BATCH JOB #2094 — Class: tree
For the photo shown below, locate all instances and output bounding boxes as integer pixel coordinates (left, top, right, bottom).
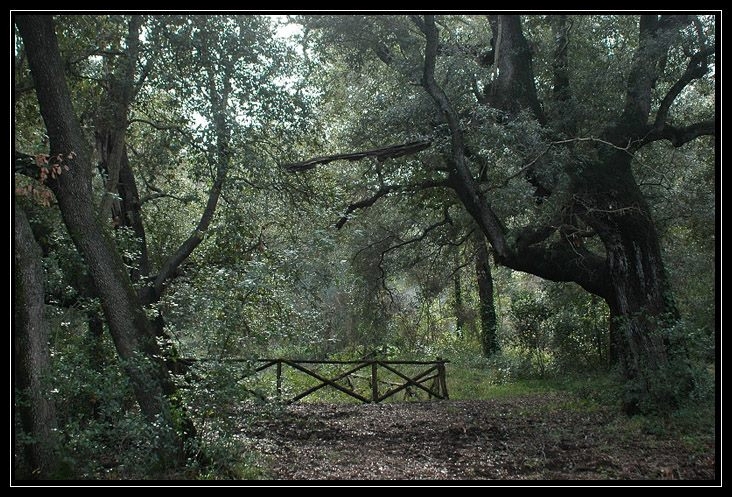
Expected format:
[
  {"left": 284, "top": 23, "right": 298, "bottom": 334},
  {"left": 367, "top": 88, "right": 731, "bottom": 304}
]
[
  {"left": 291, "top": 14, "right": 715, "bottom": 412},
  {"left": 15, "top": 14, "right": 188, "bottom": 466},
  {"left": 474, "top": 231, "right": 499, "bottom": 357},
  {"left": 14, "top": 206, "right": 59, "bottom": 479}
]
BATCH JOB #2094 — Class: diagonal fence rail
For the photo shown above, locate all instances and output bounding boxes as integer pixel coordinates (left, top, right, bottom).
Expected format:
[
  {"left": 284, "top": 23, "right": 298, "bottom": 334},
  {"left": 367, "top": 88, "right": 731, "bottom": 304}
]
[{"left": 248, "top": 358, "right": 449, "bottom": 404}]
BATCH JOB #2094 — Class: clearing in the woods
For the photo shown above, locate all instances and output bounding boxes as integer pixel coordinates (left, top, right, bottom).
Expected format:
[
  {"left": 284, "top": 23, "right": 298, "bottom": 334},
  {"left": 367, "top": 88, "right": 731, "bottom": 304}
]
[{"left": 236, "top": 393, "right": 716, "bottom": 481}]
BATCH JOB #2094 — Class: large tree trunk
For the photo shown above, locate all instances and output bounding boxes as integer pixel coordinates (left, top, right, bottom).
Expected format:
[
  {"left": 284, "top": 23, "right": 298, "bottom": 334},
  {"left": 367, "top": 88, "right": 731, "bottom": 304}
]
[
  {"left": 14, "top": 207, "right": 59, "bottom": 479},
  {"left": 474, "top": 232, "right": 499, "bottom": 357},
  {"left": 16, "top": 15, "right": 189, "bottom": 466},
  {"left": 485, "top": 15, "right": 545, "bottom": 123},
  {"left": 578, "top": 151, "right": 684, "bottom": 411}
]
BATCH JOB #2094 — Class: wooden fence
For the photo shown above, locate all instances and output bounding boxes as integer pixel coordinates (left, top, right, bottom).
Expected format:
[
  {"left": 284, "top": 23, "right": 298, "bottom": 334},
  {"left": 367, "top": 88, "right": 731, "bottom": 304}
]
[{"left": 247, "top": 358, "right": 449, "bottom": 404}]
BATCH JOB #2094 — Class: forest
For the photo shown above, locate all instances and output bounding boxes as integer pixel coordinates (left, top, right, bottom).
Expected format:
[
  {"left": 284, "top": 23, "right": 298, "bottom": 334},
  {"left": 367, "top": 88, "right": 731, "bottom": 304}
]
[{"left": 12, "top": 14, "right": 716, "bottom": 481}]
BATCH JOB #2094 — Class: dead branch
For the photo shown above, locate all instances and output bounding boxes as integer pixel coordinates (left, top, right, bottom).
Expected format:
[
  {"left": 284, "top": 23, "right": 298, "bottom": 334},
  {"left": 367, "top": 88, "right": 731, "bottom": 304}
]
[{"left": 282, "top": 140, "right": 432, "bottom": 172}]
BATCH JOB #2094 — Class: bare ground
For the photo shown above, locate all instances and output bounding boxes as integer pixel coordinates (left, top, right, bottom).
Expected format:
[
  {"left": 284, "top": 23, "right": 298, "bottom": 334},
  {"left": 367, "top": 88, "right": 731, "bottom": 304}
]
[{"left": 237, "top": 393, "right": 716, "bottom": 481}]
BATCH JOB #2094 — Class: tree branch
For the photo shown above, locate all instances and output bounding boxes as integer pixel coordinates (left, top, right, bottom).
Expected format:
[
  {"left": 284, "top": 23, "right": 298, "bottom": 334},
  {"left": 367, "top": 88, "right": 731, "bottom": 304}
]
[
  {"left": 335, "top": 179, "right": 448, "bottom": 229},
  {"left": 622, "top": 15, "right": 694, "bottom": 129},
  {"left": 281, "top": 140, "right": 432, "bottom": 172},
  {"left": 146, "top": 49, "right": 233, "bottom": 303},
  {"left": 139, "top": 191, "right": 197, "bottom": 205},
  {"left": 380, "top": 206, "right": 453, "bottom": 256},
  {"left": 336, "top": 186, "right": 394, "bottom": 229},
  {"left": 373, "top": 207, "right": 454, "bottom": 291},
  {"left": 654, "top": 45, "right": 714, "bottom": 130},
  {"left": 419, "top": 15, "right": 510, "bottom": 258},
  {"left": 641, "top": 119, "right": 715, "bottom": 147},
  {"left": 506, "top": 241, "right": 610, "bottom": 299}
]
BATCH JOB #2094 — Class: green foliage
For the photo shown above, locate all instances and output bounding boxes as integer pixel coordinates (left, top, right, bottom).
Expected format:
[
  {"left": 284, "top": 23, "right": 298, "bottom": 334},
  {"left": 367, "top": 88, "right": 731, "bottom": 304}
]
[
  {"left": 177, "top": 361, "right": 273, "bottom": 478},
  {"left": 622, "top": 319, "right": 714, "bottom": 416},
  {"left": 506, "top": 290, "right": 553, "bottom": 377},
  {"left": 47, "top": 315, "right": 161, "bottom": 478},
  {"left": 14, "top": 14, "right": 715, "bottom": 479},
  {"left": 549, "top": 291, "right": 610, "bottom": 372}
]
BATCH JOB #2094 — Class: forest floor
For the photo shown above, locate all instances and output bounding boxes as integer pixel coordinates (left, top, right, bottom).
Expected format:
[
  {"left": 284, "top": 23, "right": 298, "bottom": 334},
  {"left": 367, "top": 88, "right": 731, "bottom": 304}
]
[{"left": 236, "top": 392, "right": 716, "bottom": 481}]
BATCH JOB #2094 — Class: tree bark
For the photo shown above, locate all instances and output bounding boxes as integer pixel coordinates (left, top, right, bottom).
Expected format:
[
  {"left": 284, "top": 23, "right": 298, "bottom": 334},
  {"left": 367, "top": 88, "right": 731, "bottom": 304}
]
[
  {"left": 453, "top": 267, "right": 465, "bottom": 335},
  {"left": 14, "top": 207, "right": 59, "bottom": 479},
  {"left": 474, "top": 232, "right": 499, "bottom": 357},
  {"left": 97, "top": 15, "right": 143, "bottom": 216},
  {"left": 116, "top": 145, "right": 151, "bottom": 281},
  {"left": 485, "top": 15, "right": 545, "bottom": 124},
  {"left": 575, "top": 151, "right": 683, "bottom": 411},
  {"left": 16, "top": 14, "right": 188, "bottom": 465}
]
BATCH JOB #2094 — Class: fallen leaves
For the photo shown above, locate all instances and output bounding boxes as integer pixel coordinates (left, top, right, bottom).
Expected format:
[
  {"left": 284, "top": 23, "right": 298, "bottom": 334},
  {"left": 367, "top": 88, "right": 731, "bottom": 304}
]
[{"left": 234, "top": 393, "right": 715, "bottom": 481}]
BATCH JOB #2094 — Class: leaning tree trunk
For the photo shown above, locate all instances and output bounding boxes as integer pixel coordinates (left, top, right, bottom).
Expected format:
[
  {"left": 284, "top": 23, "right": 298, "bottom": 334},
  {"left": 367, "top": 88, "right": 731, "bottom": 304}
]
[
  {"left": 474, "top": 232, "right": 499, "bottom": 357},
  {"left": 16, "top": 15, "right": 190, "bottom": 466},
  {"left": 14, "top": 207, "right": 59, "bottom": 479}
]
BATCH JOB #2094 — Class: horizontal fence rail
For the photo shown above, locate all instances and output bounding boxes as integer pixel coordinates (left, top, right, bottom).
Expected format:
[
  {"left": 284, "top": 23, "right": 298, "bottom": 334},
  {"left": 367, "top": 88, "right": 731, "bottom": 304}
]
[{"left": 189, "top": 357, "right": 449, "bottom": 404}]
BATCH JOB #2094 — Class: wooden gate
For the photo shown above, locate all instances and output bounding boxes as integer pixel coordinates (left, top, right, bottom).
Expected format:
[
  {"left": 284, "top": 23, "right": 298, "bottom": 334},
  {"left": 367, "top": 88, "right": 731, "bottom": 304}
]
[{"left": 250, "top": 358, "right": 449, "bottom": 404}]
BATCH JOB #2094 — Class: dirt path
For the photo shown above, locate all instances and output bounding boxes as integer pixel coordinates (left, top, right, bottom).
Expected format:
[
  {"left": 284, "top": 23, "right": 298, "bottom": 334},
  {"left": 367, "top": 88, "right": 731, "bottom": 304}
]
[{"left": 237, "top": 393, "right": 715, "bottom": 481}]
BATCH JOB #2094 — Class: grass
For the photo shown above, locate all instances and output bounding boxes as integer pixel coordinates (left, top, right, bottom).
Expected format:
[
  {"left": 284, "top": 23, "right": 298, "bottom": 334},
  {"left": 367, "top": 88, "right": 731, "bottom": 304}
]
[{"left": 446, "top": 361, "right": 620, "bottom": 403}]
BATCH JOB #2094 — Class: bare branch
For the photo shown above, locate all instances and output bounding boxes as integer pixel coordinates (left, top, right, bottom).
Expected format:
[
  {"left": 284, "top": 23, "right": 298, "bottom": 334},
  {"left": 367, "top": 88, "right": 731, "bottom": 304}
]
[
  {"left": 380, "top": 206, "right": 453, "bottom": 256},
  {"left": 139, "top": 191, "right": 197, "bottom": 205},
  {"left": 446, "top": 227, "right": 476, "bottom": 248},
  {"left": 374, "top": 206, "right": 454, "bottom": 296},
  {"left": 494, "top": 136, "right": 634, "bottom": 191},
  {"left": 146, "top": 52, "right": 233, "bottom": 302},
  {"left": 336, "top": 186, "right": 394, "bottom": 229},
  {"left": 281, "top": 140, "right": 432, "bottom": 172},
  {"left": 336, "top": 179, "right": 448, "bottom": 229}
]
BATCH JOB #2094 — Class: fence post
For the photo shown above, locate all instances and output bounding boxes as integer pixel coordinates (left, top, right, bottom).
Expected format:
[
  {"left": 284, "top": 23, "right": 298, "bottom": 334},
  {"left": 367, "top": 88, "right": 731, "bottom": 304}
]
[
  {"left": 371, "top": 361, "right": 378, "bottom": 402},
  {"left": 276, "top": 359, "right": 282, "bottom": 400},
  {"left": 437, "top": 358, "right": 448, "bottom": 399}
]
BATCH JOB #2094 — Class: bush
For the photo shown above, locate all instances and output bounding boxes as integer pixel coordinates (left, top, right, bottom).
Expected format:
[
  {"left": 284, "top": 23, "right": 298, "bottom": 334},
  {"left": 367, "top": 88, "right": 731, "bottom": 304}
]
[
  {"left": 506, "top": 291, "right": 553, "bottom": 377},
  {"left": 622, "top": 319, "right": 714, "bottom": 416}
]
